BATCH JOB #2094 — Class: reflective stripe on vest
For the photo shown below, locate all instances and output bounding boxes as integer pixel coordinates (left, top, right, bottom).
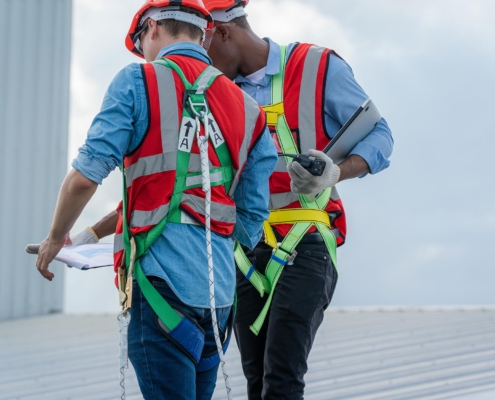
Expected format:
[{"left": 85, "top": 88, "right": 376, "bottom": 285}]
[
  {"left": 298, "top": 46, "right": 325, "bottom": 152},
  {"left": 114, "top": 233, "right": 124, "bottom": 253},
  {"left": 130, "top": 203, "right": 170, "bottom": 228},
  {"left": 154, "top": 63, "right": 180, "bottom": 157},
  {"left": 185, "top": 171, "right": 223, "bottom": 188},
  {"left": 125, "top": 152, "right": 176, "bottom": 187},
  {"left": 125, "top": 152, "right": 216, "bottom": 188},
  {"left": 273, "top": 156, "right": 287, "bottom": 173},
  {"left": 181, "top": 193, "right": 236, "bottom": 224},
  {"left": 331, "top": 187, "right": 341, "bottom": 201},
  {"left": 269, "top": 192, "right": 299, "bottom": 210},
  {"left": 188, "top": 153, "right": 214, "bottom": 172},
  {"left": 269, "top": 185, "right": 341, "bottom": 210}
]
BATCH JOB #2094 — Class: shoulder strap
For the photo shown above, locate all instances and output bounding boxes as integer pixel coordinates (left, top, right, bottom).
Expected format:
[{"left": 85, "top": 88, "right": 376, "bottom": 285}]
[
  {"left": 155, "top": 58, "right": 234, "bottom": 185},
  {"left": 271, "top": 45, "right": 286, "bottom": 105},
  {"left": 271, "top": 48, "right": 298, "bottom": 158},
  {"left": 266, "top": 46, "right": 331, "bottom": 209}
]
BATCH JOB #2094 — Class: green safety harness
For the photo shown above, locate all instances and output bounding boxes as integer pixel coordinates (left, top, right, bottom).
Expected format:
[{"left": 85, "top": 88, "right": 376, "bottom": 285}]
[
  {"left": 118, "top": 59, "right": 235, "bottom": 374},
  {"left": 233, "top": 45, "right": 338, "bottom": 335}
]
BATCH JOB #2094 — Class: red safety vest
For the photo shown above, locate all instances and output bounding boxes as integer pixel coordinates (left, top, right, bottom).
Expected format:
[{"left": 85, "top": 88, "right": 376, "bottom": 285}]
[
  {"left": 113, "top": 55, "right": 267, "bottom": 273},
  {"left": 268, "top": 43, "right": 347, "bottom": 245}
]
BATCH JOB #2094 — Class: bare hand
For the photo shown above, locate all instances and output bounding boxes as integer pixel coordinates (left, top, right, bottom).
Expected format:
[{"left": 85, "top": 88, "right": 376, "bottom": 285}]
[{"left": 35, "top": 235, "right": 69, "bottom": 280}]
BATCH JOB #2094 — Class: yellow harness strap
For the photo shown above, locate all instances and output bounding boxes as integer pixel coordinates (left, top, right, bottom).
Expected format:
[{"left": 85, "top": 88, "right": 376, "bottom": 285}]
[
  {"left": 263, "top": 209, "right": 331, "bottom": 249},
  {"left": 268, "top": 209, "right": 331, "bottom": 226},
  {"left": 263, "top": 220, "right": 278, "bottom": 249},
  {"left": 262, "top": 102, "right": 285, "bottom": 126}
]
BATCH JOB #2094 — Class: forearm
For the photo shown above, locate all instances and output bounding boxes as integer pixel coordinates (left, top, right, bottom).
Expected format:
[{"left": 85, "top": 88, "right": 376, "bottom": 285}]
[
  {"left": 91, "top": 210, "right": 119, "bottom": 239},
  {"left": 233, "top": 128, "right": 277, "bottom": 248},
  {"left": 50, "top": 169, "right": 98, "bottom": 241},
  {"left": 338, "top": 154, "right": 370, "bottom": 182}
]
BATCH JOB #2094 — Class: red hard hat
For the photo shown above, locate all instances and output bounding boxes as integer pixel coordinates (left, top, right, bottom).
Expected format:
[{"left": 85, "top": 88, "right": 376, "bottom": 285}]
[
  {"left": 126, "top": 0, "right": 214, "bottom": 58},
  {"left": 202, "top": 0, "right": 249, "bottom": 12}
]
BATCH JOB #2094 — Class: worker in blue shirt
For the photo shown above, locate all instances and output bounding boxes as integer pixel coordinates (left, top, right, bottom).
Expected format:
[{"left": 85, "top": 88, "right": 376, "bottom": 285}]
[
  {"left": 202, "top": 1, "right": 394, "bottom": 399},
  {"left": 34, "top": 1, "right": 277, "bottom": 399}
]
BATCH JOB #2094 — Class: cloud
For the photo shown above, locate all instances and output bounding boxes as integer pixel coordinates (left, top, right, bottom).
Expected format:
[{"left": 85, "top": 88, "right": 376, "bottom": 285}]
[
  {"left": 248, "top": 0, "right": 355, "bottom": 61},
  {"left": 68, "top": 62, "right": 101, "bottom": 161}
]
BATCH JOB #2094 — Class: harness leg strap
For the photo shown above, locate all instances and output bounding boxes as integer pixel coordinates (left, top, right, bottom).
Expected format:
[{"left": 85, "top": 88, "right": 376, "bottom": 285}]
[{"left": 250, "top": 222, "right": 312, "bottom": 335}]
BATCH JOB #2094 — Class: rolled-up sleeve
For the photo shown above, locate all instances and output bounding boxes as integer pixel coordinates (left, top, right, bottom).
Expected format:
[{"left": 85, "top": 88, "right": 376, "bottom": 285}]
[
  {"left": 72, "top": 63, "right": 145, "bottom": 184},
  {"left": 233, "top": 127, "right": 278, "bottom": 249},
  {"left": 325, "top": 55, "right": 393, "bottom": 175}
]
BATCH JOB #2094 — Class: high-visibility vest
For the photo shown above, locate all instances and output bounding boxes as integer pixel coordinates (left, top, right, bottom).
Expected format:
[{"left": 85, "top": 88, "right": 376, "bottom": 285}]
[
  {"left": 234, "top": 44, "right": 341, "bottom": 335},
  {"left": 113, "top": 54, "right": 266, "bottom": 272},
  {"left": 266, "top": 43, "right": 347, "bottom": 246}
]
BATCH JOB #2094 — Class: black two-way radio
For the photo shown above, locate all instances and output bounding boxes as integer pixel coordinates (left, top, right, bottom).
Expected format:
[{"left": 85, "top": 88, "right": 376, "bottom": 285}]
[{"left": 279, "top": 153, "right": 326, "bottom": 176}]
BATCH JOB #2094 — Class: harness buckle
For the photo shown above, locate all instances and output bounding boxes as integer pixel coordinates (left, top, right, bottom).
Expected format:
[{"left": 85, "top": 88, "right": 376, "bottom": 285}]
[
  {"left": 287, "top": 250, "right": 298, "bottom": 265},
  {"left": 184, "top": 90, "right": 207, "bottom": 119},
  {"left": 273, "top": 243, "right": 298, "bottom": 266}
]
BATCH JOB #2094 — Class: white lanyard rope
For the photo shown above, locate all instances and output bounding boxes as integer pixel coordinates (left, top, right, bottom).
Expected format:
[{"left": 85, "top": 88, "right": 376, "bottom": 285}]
[{"left": 196, "top": 108, "right": 233, "bottom": 400}]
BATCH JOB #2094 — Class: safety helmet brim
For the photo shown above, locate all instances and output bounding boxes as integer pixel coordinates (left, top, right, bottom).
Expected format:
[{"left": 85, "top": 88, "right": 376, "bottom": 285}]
[{"left": 126, "top": 0, "right": 214, "bottom": 58}]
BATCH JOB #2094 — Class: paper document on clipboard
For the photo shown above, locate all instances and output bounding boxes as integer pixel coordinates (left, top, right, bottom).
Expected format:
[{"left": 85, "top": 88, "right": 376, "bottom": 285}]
[{"left": 54, "top": 243, "right": 113, "bottom": 270}]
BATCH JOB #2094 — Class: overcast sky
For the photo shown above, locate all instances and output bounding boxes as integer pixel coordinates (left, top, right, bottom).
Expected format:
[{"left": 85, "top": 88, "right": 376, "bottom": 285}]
[{"left": 65, "top": 0, "right": 495, "bottom": 313}]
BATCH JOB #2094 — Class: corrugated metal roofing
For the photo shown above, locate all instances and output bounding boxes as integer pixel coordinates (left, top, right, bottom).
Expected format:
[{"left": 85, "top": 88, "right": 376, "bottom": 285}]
[
  {"left": 0, "top": 308, "right": 494, "bottom": 399},
  {"left": 0, "top": 0, "right": 72, "bottom": 320}
]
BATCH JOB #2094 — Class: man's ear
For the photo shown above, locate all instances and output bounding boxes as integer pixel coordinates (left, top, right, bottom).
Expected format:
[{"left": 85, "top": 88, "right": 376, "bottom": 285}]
[
  {"left": 149, "top": 19, "right": 160, "bottom": 40},
  {"left": 216, "top": 25, "right": 231, "bottom": 42}
]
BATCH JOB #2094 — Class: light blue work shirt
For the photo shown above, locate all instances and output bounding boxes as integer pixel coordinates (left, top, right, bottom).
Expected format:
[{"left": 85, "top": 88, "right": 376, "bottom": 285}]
[
  {"left": 235, "top": 39, "right": 393, "bottom": 174},
  {"left": 73, "top": 42, "right": 277, "bottom": 308}
]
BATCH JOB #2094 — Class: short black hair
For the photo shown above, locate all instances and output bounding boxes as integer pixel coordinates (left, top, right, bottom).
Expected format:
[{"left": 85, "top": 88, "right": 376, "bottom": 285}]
[
  {"left": 159, "top": 6, "right": 205, "bottom": 41},
  {"left": 231, "top": 15, "right": 250, "bottom": 29}
]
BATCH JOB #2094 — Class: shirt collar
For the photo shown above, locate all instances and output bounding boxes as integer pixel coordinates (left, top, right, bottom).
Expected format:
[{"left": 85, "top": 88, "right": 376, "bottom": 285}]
[
  {"left": 265, "top": 38, "right": 281, "bottom": 76},
  {"left": 156, "top": 42, "right": 212, "bottom": 65},
  {"left": 234, "top": 38, "right": 281, "bottom": 85}
]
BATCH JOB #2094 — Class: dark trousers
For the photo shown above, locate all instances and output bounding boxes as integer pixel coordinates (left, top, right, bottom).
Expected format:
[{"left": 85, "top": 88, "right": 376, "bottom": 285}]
[{"left": 235, "top": 240, "right": 338, "bottom": 400}]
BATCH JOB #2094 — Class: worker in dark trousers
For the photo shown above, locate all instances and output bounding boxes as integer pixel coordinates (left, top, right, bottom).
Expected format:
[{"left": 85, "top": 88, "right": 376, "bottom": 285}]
[{"left": 202, "top": 1, "right": 394, "bottom": 399}]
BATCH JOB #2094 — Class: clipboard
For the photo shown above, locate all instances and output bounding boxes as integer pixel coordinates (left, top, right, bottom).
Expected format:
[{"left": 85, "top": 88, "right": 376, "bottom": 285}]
[{"left": 323, "top": 99, "right": 381, "bottom": 164}]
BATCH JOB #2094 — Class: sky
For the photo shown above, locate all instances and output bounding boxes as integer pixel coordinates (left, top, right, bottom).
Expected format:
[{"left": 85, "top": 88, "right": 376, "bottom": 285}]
[{"left": 65, "top": 0, "right": 495, "bottom": 313}]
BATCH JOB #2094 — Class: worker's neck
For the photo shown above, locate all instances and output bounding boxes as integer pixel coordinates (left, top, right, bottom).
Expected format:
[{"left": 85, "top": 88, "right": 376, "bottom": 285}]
[
  {"left": 156, "top": 34, "right": 201, "bottom": 55},
  {"left": 238, "top": 30, "right": 269, "bottom": 77}
]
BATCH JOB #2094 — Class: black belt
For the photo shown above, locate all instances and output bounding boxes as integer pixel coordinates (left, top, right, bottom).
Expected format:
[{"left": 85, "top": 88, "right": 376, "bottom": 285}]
[{"left": 272, "top": 230, "right": 325, "bottom": 244}]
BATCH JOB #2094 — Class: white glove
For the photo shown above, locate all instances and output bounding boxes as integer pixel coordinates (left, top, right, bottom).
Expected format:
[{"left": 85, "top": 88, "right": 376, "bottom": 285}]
[
  {"left": 287, "top": 149, "right": 340, "bottom": 195},
  {"left": 25, "top": 227, "right": 99, "bottom": 266},
  {"left": 70, "top": 227, "right": 99, "bottom": 245}
]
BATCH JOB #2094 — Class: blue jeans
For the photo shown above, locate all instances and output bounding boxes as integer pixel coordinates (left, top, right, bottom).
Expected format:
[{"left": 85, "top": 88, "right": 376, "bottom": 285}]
[{"left": 128, "top": 278, "right": 232, "bottom": 400}]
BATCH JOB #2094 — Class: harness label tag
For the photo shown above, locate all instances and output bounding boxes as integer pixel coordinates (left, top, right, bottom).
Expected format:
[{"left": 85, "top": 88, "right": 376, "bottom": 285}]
[
  {"left": 207, "top": 114, "right": 225, "bottom": 149},
  {"left": 179, "top": 117, "right": 196, "bottom": 153}
]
